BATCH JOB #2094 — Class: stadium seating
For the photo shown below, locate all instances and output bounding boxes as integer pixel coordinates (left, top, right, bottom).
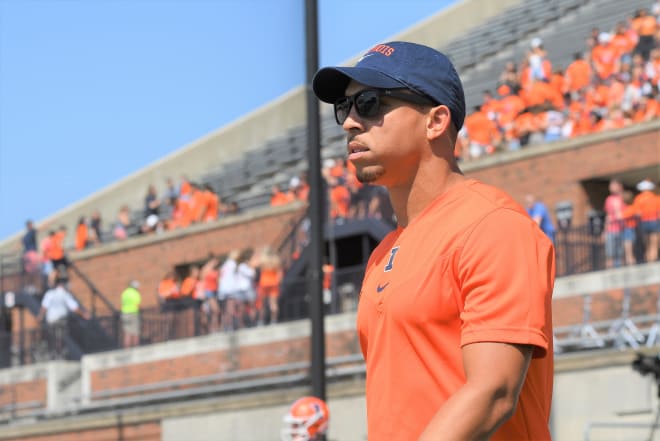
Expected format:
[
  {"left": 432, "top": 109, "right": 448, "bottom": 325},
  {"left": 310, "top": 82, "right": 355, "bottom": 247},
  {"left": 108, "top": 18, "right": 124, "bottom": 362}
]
[{"left": 185, "top": 0, "right": 648, "bottom": 216}]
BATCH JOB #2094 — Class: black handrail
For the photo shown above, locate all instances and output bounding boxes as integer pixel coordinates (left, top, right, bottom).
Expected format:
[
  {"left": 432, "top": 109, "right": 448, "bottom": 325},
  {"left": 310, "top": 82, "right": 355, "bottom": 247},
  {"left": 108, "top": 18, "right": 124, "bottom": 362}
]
[{"left": 68, "top": 262, "right": 117, "bottom": 316}]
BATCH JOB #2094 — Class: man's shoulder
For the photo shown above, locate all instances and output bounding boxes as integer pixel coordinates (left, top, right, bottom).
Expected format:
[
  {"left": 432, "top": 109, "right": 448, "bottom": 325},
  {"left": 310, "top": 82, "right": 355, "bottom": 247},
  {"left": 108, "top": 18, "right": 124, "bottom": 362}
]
[{"left": 459, "top": 180, "right": 527, "bottom": 216}]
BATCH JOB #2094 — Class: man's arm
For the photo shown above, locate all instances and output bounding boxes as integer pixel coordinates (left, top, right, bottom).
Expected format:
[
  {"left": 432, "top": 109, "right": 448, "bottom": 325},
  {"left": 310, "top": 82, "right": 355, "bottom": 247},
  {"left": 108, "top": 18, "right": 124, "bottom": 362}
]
[{"left": 417, "top": 342, "right": 533, "bottom": 441}]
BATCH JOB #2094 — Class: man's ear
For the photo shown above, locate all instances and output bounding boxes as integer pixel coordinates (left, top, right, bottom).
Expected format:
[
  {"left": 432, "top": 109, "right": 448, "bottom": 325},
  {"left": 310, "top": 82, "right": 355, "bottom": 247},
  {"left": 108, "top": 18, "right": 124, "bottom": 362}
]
[{"left": 426, "top": 105, "right": 452, "bottom": 141}]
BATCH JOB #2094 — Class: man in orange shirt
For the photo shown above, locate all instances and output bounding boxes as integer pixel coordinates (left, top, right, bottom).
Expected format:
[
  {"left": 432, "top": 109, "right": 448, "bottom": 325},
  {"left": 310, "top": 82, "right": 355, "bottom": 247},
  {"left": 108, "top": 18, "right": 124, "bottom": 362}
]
[
  {"left": 633, "top": 179, "right": 659, "bottom": 263},
  {"left": 564, "top": 52, "right": 592, "bottom": 97},
  {"left": 314, "top": 41, "right": 554, "bottom": 441},
  {"left": 591, "top": 32, "right": 620, "bottom": 81},
  {"left": 461, "top": 105, "right": 500, "bottom": 159}
]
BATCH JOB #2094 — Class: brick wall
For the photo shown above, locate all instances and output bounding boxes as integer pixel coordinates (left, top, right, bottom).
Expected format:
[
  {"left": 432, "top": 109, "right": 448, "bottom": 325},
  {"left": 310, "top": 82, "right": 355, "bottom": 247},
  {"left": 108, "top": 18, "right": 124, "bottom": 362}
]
[
  {"left": 0, "top": 379, "right": 46, "bottom": 413},
  {"left": 464, "top": 125, "right": 659, "bottom": 226},
  {"left": 67, "top": 205, "right": 305, "bottom": 314},
  {"left": 90, "top": 329, "right": 359, "bottom": 396}
]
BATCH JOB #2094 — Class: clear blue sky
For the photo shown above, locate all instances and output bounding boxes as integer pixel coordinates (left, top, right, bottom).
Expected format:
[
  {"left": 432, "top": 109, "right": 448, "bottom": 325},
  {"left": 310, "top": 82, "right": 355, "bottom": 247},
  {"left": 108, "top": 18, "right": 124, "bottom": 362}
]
[{"left": 0, "top": 0, "right": 456, "bottom": 241}]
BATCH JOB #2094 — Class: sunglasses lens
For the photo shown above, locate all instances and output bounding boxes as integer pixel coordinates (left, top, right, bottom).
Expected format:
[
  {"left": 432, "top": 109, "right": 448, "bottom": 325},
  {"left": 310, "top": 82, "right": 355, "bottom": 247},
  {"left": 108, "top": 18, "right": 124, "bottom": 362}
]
[
  {"left": 354, "top": 91, "right": 380, "bottom": 118},
  {"left": 334, "top": 97, "right": 351, "bottom": 124}
]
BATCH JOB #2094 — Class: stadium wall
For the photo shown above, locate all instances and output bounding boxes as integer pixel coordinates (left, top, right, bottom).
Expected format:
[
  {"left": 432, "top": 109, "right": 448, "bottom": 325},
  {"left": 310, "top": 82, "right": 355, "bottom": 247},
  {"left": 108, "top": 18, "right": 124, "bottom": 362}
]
[
  {"left": 9, "top": 203, "right": 306, "bottom": 333},
  {"left": 3, "top": 263, "right": 660, "bottom": 440},
  {"left": 463, "top": 120, "right": 660, "bottom": 227},
  {"left": 0, "top": 0, "right": 523, "bottom": 254}
]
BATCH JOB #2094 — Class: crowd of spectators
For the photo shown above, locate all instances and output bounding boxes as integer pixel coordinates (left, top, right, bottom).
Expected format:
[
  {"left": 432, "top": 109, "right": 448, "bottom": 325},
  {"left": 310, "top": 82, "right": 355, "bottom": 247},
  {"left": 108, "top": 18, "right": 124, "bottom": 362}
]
[
  {"left": 457, "top": 5, "right": 660, "bottom": 160},
  {"left": 603, "top": 178, "right": 660, "bottom": 267},
  {"left": 156, "top": 247, "right": 284, "bottom": 333}
]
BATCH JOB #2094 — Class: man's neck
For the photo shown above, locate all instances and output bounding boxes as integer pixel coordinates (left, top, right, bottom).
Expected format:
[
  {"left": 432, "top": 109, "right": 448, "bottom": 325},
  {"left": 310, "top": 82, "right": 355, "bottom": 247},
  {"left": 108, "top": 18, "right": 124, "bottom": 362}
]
[{"left": 389, "top": 166, "right": 465, "bottom": 228}]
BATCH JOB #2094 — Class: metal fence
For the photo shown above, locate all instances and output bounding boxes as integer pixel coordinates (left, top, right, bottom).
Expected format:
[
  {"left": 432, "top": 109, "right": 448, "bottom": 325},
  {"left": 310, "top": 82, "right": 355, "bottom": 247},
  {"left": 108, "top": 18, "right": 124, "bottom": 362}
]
[{"left": 1, "top": 215, "right": 658, "bottom": 367}]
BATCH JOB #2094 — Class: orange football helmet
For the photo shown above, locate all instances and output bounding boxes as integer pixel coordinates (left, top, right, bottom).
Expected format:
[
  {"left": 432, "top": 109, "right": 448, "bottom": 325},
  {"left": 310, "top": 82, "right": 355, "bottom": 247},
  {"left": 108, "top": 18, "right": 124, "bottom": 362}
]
[{"left": 281, "top": 396, "right": 329, "bottom": 441}]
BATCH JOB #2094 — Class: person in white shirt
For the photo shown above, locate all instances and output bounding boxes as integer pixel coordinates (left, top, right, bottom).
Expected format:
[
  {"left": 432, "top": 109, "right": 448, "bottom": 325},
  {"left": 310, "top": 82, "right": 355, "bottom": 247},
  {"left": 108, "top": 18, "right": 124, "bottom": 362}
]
[
  {"left": 218, "top": 249, "right": 240, "bottom": 331},
  {"left": 235, "top": 248, "right": 260, "bottom": 328},
  {"left": 36, "top": 268, "right": 89, "bottom": 358}
]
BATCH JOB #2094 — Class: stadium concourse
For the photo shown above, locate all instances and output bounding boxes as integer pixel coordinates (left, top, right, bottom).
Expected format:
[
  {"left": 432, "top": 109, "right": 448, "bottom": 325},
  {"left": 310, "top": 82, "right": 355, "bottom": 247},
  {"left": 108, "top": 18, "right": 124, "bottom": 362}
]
[{"left": 0, "top": 0, "right": 659, "bottom": 440}]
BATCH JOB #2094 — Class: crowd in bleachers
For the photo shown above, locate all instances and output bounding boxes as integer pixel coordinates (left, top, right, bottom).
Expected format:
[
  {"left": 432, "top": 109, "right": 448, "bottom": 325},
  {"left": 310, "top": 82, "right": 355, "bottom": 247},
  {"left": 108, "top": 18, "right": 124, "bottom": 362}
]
[{"left": 457, "top": 5, "right": 660, "bottom": 160}]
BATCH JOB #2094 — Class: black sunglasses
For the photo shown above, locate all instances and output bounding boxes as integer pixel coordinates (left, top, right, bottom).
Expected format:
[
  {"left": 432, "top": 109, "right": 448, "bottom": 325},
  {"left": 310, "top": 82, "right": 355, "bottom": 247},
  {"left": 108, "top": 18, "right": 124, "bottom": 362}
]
[{"left": 334, "top": 88, "right": 437, "bottom": 125}]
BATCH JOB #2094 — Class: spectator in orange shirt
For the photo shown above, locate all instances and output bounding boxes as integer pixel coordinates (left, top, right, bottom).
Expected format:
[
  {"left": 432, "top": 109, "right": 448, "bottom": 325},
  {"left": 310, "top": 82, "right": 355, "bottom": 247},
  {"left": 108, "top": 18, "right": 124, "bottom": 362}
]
[
  {"left": 564, "top": 52, "right": 592, "bottom": 97},
  {"left": 179, "top": 266, "right": 199, "bottom": 297},
  {"left": 49, "top": 226, "right": 68, "bottom": 269},
  {"left": 329, "top": 177, "right": 351, "bottom": 223},
  {"left": 633, "top": 95, "right": 660, "bottom": 122},
  {"left": 462, "top": 105, "right": 500, "bottom": 159},
  {"left": 200, "top": 255, "right": 220, "bottom": 333},
  {"left": 75, "top": 216, "right": 88, "bottom": 251},
  {"left": 329, "top": 158, "right": 346, "bottom": 180},
  {"left": 270, "top": 184, "right": 294, "bottom": 206},
  {"left": 611, "top": 22, "right": 636, "bottom": 64},
  {"left": 521, "top": 78, "right": 563, "bottom": 111},
  {"left": 632, "top": 8, "right": 658, "bottom": 61},
  {"left": 290, "top": 174, "right": 310, "bottom": 202},
  {"left": 549, "top": 68, "right": 565, "bottom": 99},
  {"left": 322, "top": 260, "right": 334, "bottom": 311},
  {"left": 188, "top": 182, "right": 207, "bottom": 224},
  {"left": 257, "top": 251, "right": 283, "bottom": 325},
  {"left": 158, "top": 271, "right": 180, "bottom": 312},
  {"left": 480, "top": 90, "right": 498, "bottom": 118},
  {"left": 633, "top": 179, "right": 659, "bottom": 262},
  {"left": 591, "top": 32, "right": 620, "bottom": 80},
  {"left": 202, "top": 184, "right": 220, "bottom": 222}
]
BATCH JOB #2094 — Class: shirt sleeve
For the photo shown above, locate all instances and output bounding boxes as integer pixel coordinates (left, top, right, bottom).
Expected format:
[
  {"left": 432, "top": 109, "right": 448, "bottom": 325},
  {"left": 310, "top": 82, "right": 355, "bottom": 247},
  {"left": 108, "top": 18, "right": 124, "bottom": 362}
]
[
  {"left": 41, "top": 291, "right": 52, "bottom": 308},
  {"left": 457, "top": 208, "right": 555, "bottom": 357},
  {"left": 64, "top": 292, "right": 79, "bottom": 311}
]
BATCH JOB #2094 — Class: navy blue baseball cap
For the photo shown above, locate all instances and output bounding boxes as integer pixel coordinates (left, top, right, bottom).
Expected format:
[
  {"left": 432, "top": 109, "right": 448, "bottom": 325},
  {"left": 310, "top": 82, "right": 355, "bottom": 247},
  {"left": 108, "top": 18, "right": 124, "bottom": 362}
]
[{"left": 313, "top": 41, "right": 466, "bottom": 131}]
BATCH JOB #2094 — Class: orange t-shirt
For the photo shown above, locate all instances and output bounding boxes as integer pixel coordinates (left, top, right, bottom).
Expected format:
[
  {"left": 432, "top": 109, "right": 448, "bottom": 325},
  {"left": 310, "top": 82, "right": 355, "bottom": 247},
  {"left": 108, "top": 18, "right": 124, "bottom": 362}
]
[
  {"left": 611, "top": 34, "right": 635, "bottom": 58},
  {"left": 75, "top": 224, "right": 88, "bottom": 250},
  {"left": 565, "top": 59, "right": 592, "bottom": 92},
  {"left": 48, "top": 231, "right": 66, "bottom": 260},
  {"left": 591, "top": 45, "right": 619, "bottom": 80},
  {"left": 258, "top": 267, "right": 282, "bottom": 289},
  {"left": 633, "top": 191, "right": 660, "bottom": 222},
  {"left": 158, "top": 278, "right": 179, "bottom": 300},
  {"left": 357, "top": 179, "right": 554, "bottom": 441},
  {"left": 203, "top": 190, "right": 219, "bottom": 221},
  {"left": 463, "top": 111, "right": 498, "bottom": 146},
  {"left": 179, "top": 276, "right": 197, "bottom": 297},
  {"left": 203, "top": 269, "right": 219, "bottom": 293},
  {"left": 330, "top": 185, "right": 351, "bottom": 218},
  {"left": 271, "top": 190, "right": 295, "bottom": 206},
  {"left": 622, "top": 205, "right": 638, "bottom": 229}
]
